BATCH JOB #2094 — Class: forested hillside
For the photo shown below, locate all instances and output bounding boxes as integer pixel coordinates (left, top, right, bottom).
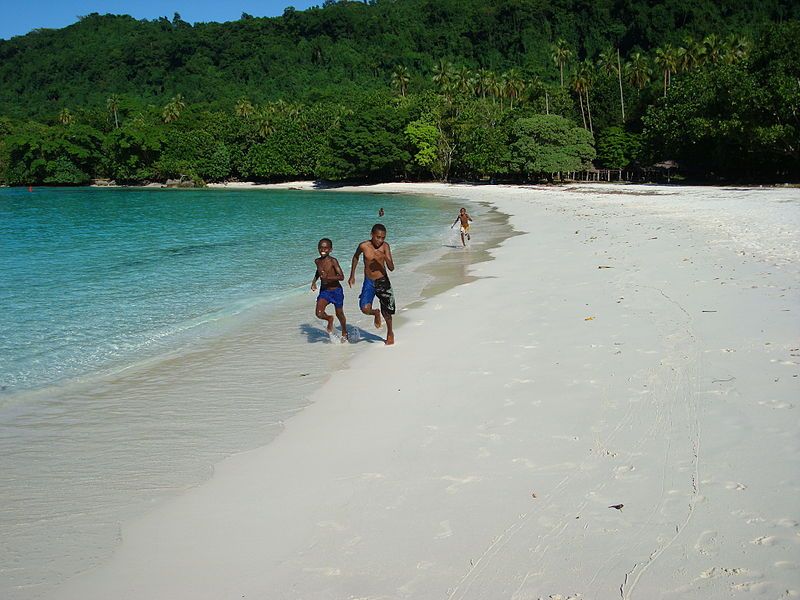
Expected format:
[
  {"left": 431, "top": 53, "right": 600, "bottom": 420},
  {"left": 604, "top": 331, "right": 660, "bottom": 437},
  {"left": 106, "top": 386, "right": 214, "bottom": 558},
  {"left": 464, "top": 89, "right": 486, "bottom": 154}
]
[{"left": 1, "top": 0, "right": 798, "bottom": 184}]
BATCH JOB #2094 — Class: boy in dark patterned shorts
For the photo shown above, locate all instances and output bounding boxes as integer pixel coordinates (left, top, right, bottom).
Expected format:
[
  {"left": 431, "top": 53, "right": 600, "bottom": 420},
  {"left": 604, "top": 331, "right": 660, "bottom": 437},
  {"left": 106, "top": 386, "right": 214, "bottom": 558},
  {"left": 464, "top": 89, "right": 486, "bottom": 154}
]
[{"left": 348, "top": 224, "right": 396, "bottom": 345}]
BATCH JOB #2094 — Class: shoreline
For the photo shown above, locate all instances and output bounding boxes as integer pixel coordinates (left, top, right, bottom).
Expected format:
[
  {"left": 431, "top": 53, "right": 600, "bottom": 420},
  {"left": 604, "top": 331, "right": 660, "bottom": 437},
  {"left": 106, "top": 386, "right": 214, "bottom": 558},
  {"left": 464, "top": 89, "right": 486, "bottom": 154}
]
[
  {"left": 2, "top": 186, "right": 515, "bottom": 600},
  {"left": 38, "top": 183, "right": 800, "bottom": 599}
]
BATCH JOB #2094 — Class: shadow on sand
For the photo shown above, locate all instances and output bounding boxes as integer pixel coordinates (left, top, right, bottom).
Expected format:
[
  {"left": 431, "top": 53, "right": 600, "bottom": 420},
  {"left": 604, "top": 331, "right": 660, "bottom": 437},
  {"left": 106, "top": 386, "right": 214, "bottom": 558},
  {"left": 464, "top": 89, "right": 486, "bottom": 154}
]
[{"left": 299, "top": 323, "right": 385, "bottom": 344}]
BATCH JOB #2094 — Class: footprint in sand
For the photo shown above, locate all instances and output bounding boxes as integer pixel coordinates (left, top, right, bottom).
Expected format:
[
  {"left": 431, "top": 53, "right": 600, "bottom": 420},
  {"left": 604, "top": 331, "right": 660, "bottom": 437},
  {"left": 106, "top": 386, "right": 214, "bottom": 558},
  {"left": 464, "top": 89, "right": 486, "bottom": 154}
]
[
  {"left": 614, "top": 465, "right": 636, "bottom": 478},
  {"left": 695, "top": 530, "right": 720, "bottom": 556},
  {"left": 758, "top": 399, "right": 794, "bottom": 409},
  {"left": 731, "top": 581, "right": 770, "bottom": 593},
  {"left": 700, "top": 566, "right": 750, "bottom": 580},
  {"left": 441, "top": 475, "right": 481, "bottom": 493},
  {"left": 724, "top": 481, "right": 748, "bottom": 491},
  {"left": 435, "top": 520, "right": 453, "bottom": 539},
  {"left": 751, "top": 535, "right": 778, "bottom": 546}
]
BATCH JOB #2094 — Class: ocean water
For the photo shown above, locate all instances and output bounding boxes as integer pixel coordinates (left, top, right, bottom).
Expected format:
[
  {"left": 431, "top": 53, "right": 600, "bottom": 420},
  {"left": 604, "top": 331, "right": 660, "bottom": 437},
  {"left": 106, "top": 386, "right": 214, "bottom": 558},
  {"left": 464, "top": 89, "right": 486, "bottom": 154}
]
[
  {"left": 0, "top": 187, "right": 455, "bottom": 393},
  {"left": 0, "top": 186, "right": 502, "bottom": 599}
]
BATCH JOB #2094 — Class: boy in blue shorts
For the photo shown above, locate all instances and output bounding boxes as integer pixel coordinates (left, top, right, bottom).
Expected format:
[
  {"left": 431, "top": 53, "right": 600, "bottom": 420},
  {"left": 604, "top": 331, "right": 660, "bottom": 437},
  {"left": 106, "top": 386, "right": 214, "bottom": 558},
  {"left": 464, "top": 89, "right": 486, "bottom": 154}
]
[
  {"left": 311, "top": 238, "right": 348, "bottom": 341},
  {"left": 348, "top": 224, "right": 396, "bottom": 345}
]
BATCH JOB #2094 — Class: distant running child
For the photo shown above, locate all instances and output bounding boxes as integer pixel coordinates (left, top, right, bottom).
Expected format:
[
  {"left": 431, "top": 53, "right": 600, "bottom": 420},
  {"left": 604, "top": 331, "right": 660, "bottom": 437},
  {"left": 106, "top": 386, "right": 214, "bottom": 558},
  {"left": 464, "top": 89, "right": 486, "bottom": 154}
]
[
  {"left": 348, "top": 223, "right": 396, "bottom": 345},
  {"left": 311, "top": 238, "right": 348, "bottom": 341},
  {"left": 451, "top": 207, "right": 473, "bottom": 247}
]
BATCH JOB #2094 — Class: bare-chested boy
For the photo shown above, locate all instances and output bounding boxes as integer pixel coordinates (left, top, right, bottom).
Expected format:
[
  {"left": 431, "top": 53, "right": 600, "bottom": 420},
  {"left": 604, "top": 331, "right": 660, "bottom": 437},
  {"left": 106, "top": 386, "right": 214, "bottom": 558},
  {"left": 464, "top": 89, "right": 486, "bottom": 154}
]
[
  {"left": 451, "top": 207, "right": 473, "bottom": 247},
  {"left": 311, "top": 238, "right": 348, "bottom": 341},
  {"left": 348, "top": 223, "right": 396, "bottom": 345}
]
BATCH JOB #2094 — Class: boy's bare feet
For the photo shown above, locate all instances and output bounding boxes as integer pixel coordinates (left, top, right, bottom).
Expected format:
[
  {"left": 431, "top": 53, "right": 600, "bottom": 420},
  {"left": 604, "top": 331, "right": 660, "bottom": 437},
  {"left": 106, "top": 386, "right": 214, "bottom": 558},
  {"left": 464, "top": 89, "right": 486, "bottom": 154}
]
[
  {"left": 385, "top": 333, "right": 394, "bottom": 345},
  {"left": 340, "top": 330, "right": 349, "bottom": 343},
  {"left": 325, "top": 316, "right": 334, "bottom": 332}
]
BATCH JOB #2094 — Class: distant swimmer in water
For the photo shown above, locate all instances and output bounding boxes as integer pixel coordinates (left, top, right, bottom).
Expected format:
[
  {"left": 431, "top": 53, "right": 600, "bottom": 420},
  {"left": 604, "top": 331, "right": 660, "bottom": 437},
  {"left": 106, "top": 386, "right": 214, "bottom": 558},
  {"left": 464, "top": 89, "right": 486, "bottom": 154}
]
[
  {"left": 451, "top": 207, "right": 473, "bottom": 247},
  {"left": 311, "top": 238, "right": 348, "bottom": 342},
  {"left": 378, "top": 207, "right": 385, "bottom": 217},
  {"left": 348, "top": 223, "right": 396, "bottom": 345}
]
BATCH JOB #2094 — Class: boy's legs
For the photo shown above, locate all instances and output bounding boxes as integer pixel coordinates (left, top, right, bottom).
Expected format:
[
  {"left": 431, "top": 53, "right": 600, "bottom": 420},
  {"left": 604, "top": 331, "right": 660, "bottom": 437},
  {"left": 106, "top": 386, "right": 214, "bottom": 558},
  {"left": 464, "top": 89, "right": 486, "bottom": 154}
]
[
  {"left": 373, "top": 278, "right": 396, "bottom": 345},
  {"left": 334, "top": 306, "right": 348, "bottom": 339},
  {"left": 315, "top": 297, "right": 334, "bottom": 332},
  {"left": 382, "top": 309, "right": 394, "bottom": 345},
  {"left": 359, "top": 278, "right": 382, "bottom": 329},
  {"left": 361, "top": 303, "right": 382, "bottom": 329}
]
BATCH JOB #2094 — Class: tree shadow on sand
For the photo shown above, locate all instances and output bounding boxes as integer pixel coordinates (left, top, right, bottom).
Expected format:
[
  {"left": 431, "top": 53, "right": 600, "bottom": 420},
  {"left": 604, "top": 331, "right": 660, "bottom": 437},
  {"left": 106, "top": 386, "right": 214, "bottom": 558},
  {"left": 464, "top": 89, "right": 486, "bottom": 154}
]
[{"left": 299, "top": 323, "right": 385, "bottom": 344}]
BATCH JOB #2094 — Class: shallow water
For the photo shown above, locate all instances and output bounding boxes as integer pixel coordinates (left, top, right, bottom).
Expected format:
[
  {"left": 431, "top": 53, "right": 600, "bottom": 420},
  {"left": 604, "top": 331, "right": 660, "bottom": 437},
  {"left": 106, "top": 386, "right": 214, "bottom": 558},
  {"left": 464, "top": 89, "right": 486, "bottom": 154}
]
[
  {"left": 0, "top": 187, "right": 456, "bottom": 394},
  {"left": 0, "top": 186, "right": 511, "bottom": 599}
]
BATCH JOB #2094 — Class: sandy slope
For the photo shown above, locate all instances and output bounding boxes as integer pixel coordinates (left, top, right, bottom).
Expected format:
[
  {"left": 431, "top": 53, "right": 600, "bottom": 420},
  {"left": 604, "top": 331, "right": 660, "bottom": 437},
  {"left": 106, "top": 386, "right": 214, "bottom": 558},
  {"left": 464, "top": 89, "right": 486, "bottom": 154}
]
[{"left": 49, "top": 183, "right": 800, "bottom": 599}]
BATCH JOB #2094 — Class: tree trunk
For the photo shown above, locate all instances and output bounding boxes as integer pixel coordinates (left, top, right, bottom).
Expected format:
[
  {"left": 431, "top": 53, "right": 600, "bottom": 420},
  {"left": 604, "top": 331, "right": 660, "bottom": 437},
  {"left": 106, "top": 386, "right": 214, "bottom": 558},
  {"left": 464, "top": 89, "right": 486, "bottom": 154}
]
[
  {"left": 617, "top": 48, "right": 625, "bottom": 122},
  {"left": 578, "top": 91, "right": 587, "bottom": 129},
  {"left": 585, "top": 90, "right": 594, "bottom": 135}
]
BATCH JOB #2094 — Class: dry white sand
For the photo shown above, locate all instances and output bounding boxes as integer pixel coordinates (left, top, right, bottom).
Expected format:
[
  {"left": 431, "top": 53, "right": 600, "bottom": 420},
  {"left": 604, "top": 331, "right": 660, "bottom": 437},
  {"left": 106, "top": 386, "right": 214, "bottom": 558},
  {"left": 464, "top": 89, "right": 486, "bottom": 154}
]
[{"left": 50, "top": 183, "right": 799, "bottom": 599}]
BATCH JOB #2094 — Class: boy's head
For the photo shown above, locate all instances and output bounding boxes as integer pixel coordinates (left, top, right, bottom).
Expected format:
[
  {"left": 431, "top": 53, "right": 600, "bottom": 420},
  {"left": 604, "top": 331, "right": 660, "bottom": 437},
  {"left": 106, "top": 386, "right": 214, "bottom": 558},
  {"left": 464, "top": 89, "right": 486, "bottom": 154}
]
[
  {"left": 370, "top": 223, "right": 387, "bottom": 248},
  {"left": 318, "top": 238, "right": 332, "bottom": 256},
  {"left": 459, "top": 207, "right": 466, "bottom": 214}
]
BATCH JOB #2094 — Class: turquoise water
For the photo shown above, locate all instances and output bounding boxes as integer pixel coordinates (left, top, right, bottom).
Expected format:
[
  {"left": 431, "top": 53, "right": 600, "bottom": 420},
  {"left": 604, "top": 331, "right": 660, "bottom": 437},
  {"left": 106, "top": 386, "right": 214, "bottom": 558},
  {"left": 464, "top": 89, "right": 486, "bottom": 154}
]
[
  {"left": 0, "top": 187, "right": 451, "bottom": 394},
  {"left": 0, "top": 185, "right": 475, "bottom": 600}
]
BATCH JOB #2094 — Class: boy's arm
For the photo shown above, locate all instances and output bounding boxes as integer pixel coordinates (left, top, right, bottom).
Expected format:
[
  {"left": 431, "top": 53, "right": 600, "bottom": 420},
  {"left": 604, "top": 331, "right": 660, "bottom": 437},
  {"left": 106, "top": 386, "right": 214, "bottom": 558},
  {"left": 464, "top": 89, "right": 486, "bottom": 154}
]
[
  {"left": 330, "top": 257, "right": 345, "bottom": 281},
  {"left": 468, "top": 214, "right": 473, "bottom": 222},
  {"left": 348, "top": 244, "right": 363, "bottom": 288},
  {"left": 451, "top": 216, "right": 459, "bottom": 228},
  {"left": 310, "top": 267, "right": 319, "bottom": 291},
  {"left": 383, "top": 243, "right": 395, "bottom": 272}
]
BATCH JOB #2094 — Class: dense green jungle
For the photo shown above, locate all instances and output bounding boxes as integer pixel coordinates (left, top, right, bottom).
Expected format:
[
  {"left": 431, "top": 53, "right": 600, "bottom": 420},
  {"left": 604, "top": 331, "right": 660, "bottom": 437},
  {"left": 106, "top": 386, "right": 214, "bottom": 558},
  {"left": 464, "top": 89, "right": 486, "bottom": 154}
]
[{"left": 0, "top": 0, "right": 798, "bottom": 185}]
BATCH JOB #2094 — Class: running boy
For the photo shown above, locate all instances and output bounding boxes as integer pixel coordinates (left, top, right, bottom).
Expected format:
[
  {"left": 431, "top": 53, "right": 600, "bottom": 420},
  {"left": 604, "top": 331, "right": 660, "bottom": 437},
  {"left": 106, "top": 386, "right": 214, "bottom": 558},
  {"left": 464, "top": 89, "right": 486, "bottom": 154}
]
[
  {"left": 311, "top": 238, "right": 348, "bottom": 341},
  {"left": 348, "top": 224, "right": 396, "bottom": 345},
  {"left": 451, "top": 207, "right": 473, "bottom": 247}
]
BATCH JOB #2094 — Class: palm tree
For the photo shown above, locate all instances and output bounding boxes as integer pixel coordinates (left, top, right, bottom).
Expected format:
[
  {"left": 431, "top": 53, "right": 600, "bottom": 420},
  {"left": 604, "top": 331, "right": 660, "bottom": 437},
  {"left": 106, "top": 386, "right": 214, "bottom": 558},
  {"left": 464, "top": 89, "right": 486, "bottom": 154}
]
[
  {"left": 254, "top": 108, "right": 275, "bottom": 138},
  {"left": 391, "top": 65, "right": 410, "bottom": 97},
  {"left": 474, "top": 68, "right": 493, "bottom": 99},
  {"left": 58, "top": 108, "right": 74, "bottom": 125},
  {"left": 578, "top": 60, "right": 594, "bottom": 134},
  {"left": 681, "top": 36, "right": 704, "bottom": 71},
  {"left": 598, "top": 47, "right": 625, "bottom": 121},
  {"left": 571, "top": 68, "right": 588, "bottom": 130},
  {"left": 285, "top": 103, "right": 302, "bottom": 120},
  {"left": 626, "top": 52, "right": 651, "bottom": 92},
  {"left": 106, "top": 94, "right": 121, "bottom": 128},
  {"left": 432, "top": 60, "right": 455, "bottom": 92},
  {"left": 162, "top": 94, "right": 186, "bottom": 123},
  {"left": 502, "top": 68, "right": 525, "bottom": 109},
  {"left": 724, "top": 33, "right": 750, "bottom": 64},
  {"left": 702, "top": 34, "right": 723, "bottom": 65},
  {"left": 552, "top": 39, "right": 573, "bottom": 88},
  {"left": 485, "top": 71, "right": 500, "bottom": 105},
  {"left": 235, "top": 97, "right": 255, "bottom": 118},
  {"left": 654, "top": 45, "right": 678, "bottom": 96},
  {"left": 453, "top": 66, "right": 473, "bottom": 96}
]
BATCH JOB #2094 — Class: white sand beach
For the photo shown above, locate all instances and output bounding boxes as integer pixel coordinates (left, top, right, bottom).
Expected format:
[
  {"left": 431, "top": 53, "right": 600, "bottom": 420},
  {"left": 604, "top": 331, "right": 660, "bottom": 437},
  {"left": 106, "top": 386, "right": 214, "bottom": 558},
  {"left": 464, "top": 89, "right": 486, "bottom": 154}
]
[{"left": 48, "top": 183, "right": 799, "bottom": 599}]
